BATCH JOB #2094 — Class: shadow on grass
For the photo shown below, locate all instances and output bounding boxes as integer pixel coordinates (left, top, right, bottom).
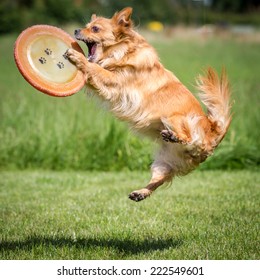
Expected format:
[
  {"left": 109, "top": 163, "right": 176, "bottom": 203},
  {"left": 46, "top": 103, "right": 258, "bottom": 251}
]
[{"left": 1, "top": 236, "right": 182, "bottom": 257}]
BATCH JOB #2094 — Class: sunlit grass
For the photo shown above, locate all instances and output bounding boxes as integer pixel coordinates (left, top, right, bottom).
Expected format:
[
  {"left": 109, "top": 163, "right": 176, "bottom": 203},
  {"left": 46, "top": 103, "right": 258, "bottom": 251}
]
[{"left": 0, "top": 170, "right": 259, "bottom": 259}]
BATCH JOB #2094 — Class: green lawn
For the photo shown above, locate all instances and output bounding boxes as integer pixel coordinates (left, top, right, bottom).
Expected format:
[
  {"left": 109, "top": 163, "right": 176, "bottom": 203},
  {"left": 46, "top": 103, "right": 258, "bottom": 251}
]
[{"left": 0, "top": 170, "right": 259, "bottom": 260}]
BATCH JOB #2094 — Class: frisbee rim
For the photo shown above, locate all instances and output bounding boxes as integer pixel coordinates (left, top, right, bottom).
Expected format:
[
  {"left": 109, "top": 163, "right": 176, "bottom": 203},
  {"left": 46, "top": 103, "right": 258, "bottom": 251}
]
[{"left": 14, "top": 24, "right": 85, "bottom": 97}]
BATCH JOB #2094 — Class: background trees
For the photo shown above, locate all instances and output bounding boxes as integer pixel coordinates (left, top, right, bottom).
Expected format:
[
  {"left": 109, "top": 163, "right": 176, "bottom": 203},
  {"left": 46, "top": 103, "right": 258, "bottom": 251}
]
[{"left": 0, "top": 0, "right": 259, "bottom": 33}]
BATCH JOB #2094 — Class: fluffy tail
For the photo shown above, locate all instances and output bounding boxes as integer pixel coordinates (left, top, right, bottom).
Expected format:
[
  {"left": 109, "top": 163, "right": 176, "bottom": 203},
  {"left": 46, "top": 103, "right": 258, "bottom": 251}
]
[{"left": 197, "top": 67, "right": 232, "bottom": 148}]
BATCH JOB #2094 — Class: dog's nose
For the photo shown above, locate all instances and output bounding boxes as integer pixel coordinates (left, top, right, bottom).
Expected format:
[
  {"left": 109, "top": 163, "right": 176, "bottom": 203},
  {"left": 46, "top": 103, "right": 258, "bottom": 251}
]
[{"left": 74, "top": 29, "right": 81, "bottom": 37}]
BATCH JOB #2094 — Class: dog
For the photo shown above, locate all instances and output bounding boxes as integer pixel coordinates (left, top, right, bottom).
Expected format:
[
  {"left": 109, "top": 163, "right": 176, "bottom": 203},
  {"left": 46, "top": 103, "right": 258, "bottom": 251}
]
[{"left": 66, "top": 7, "right": 232, "bottom": 202}]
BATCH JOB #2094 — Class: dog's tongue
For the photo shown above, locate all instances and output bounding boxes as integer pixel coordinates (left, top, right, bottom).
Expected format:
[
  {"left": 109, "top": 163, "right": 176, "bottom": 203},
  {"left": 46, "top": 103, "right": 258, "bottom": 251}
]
[
  {"left": 91, "top": 44, "right": 97, "bottom": 56},
  {"left": 87, "top": 42, "right": 97, "bottom": 59}
]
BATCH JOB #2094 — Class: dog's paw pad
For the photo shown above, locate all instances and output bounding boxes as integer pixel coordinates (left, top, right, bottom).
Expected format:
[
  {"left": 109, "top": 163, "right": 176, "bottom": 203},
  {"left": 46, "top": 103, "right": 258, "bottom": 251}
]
[
  {"left": 64, "top": 49, "right": 77, "bottom": 60},
  {"left": 128, "top": 191, "right": 146, "bottom": 202},
  {"left": 161, "top": 129, "right": 179, "bottom": 143},
  {"left": 161, "top": 129, "right": 188, "bottom": 144}
]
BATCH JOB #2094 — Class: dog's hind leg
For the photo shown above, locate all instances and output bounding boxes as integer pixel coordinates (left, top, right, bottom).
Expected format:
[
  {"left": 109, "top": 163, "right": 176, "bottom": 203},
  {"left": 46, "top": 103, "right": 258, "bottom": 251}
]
[
  {"left": 160, "top": 115, "right": 193, "bottom": 145},
  {"left": 129, "top": 161, "right": 172, "bottom": 202}
]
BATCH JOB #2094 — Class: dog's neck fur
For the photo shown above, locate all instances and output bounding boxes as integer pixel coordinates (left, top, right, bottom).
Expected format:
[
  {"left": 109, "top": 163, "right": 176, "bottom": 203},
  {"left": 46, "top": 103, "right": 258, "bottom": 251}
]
[{"left": 97, "top": 30, "right": 159, "bottom": 70}]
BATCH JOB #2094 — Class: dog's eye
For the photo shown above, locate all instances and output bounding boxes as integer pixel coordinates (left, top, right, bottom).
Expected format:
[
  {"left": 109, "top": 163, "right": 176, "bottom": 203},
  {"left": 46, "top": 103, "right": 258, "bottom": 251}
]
[{"left": 91, "top": 26, "right": 100, "bottom": 33}]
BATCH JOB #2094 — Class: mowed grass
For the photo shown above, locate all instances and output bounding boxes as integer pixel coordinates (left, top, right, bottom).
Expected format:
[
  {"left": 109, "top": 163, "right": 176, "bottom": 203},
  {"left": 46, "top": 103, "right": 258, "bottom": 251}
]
[{"left": 0, "top": 170, "right": 259, "bottom": 260}]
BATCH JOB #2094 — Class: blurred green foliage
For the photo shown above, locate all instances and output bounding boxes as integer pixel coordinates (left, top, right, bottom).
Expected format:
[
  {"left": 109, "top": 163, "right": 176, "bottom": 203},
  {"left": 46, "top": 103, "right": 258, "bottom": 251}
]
[
  {"left": 1, "top": 32, "right": 260, "bottom": 171},
  {"left": 0, "top": 0, "right": 259, "bottom": 34}
]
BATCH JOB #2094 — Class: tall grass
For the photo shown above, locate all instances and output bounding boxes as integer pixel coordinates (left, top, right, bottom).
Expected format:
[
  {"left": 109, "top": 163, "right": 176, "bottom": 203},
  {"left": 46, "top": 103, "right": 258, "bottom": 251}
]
[{"left": 0, "top": 32, "right": 259, "bottom": 171}]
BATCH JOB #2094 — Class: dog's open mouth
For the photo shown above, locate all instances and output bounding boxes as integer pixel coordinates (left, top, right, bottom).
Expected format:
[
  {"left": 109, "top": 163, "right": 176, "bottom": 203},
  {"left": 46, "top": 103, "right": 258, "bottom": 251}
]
[
  {"left": 74, "top": 31, "right": 97, "bottom": 62},
  {"left": 86, "top": 41, "right": 97, "bottom": 62}
]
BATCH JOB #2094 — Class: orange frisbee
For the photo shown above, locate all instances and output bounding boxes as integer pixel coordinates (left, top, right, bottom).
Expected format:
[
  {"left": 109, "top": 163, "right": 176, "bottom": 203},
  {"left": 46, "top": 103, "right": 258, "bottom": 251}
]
[{"left": 14, "top": 25, "right": 85, "bottom": 97}]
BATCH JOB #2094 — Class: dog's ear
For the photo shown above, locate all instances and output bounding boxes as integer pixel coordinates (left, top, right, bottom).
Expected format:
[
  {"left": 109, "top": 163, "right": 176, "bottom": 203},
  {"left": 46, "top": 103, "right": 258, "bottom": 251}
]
[
  {"left": 91, "top": 14, "right": 97, "bottom": 21},
  {"left": 113, "top": 7, "right": 133, "bottom": 28}
]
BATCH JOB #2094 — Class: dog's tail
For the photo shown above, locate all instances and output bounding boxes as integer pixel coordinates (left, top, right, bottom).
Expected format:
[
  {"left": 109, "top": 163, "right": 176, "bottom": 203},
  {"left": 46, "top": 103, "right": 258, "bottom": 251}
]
[{"left": 197, "top": 67, "right": 232, "bottom": 149}]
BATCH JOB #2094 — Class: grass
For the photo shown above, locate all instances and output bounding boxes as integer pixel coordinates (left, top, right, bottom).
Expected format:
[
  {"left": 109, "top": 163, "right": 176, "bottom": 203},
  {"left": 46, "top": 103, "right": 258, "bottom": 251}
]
[
  {"left": 0, "top": 169, "right": 259, "bottom": 260},
  {"left": 0, "top": 31, "right": 259, "bottom": 170}
]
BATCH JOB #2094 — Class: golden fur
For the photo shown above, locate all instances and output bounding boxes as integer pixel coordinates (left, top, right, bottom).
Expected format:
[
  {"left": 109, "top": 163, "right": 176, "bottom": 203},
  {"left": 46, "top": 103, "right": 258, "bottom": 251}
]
[{"left": 66, "top": 7, "right": 232, "bottom": 202}]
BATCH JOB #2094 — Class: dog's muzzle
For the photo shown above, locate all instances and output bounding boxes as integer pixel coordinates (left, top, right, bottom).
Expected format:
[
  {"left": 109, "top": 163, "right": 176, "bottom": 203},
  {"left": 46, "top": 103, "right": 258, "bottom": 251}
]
[{"left": 74, "top": 29, "right": 83, "bottom": 40}]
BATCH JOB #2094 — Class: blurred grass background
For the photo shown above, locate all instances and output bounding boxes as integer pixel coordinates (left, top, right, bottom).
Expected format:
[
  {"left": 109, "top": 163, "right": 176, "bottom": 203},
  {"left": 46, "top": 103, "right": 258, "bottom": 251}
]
[
  {"left": 0, "top": 31, "right": 259, "bottom": 171},
  {"left": 0, "top": 0, "right": 259, "bottom": 171}
]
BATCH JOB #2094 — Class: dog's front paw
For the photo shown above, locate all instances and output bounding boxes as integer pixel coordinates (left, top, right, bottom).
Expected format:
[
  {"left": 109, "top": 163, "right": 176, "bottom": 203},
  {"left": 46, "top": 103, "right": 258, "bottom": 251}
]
[
  {"left": 64, "top": 48, "right": 79, "bottom": 62},
  {"left": 65, "top": 49, "right": 87, "bottom": 73}
]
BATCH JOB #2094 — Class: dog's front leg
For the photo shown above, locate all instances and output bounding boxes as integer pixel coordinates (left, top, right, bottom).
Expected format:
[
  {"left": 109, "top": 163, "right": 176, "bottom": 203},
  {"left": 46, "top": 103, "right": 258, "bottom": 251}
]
[
  {"left": 66, "top": 49, "right": 119, "bottom": 100},
  {"left": 65, "top": 49, "right": 88, "bottom": 78},
  {"left": 80, "top": 63, "right": 122, "bottom": 102},
  {"left": 86, "top": 63, "right": 118, "bottom": 88}
]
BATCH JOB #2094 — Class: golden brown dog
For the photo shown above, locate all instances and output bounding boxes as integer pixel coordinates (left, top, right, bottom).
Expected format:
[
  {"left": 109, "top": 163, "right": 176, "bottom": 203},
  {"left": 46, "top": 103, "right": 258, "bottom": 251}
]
[{"left": 66, "top": 7, "right": 232, "bottom": 202}]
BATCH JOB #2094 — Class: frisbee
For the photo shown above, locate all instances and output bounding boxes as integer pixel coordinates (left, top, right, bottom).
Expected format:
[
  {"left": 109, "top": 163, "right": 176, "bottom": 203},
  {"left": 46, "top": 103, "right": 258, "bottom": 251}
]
[{"left": 14, "top": 25, "right": 85, "bottom": 97}]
